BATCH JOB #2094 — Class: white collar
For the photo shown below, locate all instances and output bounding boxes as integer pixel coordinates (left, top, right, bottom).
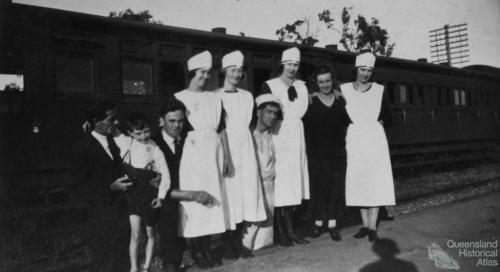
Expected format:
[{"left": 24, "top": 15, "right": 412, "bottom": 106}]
[
  {"left": 91, "top": 130, "right": 108, "bottom": 141},
  {"left": 161, "top": 129, "right": 176, "bottom": 145}
]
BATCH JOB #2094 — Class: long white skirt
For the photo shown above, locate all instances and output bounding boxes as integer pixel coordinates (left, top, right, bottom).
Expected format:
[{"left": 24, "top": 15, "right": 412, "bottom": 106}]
[
  {"left": 178, "top": 129, "right": 228, "bottom": 237},
  {"left": 273, "top": 119, "right": 309, "bottom": 207},
  {"left": 345, "top": 122, "right": 396, "bottom": 207},
  {"left": 224, "top": 128, "right": 266, "bottom": 229}
]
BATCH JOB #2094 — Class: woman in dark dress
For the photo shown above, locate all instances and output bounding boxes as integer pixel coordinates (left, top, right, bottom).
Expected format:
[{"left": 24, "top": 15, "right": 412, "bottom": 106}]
[{"left": 303, "top": 64, "right": 349, "bottom": 241}]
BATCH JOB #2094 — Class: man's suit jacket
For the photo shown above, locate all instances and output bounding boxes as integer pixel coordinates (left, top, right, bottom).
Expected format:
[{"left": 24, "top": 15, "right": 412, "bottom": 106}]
[
  {"left": 71, "top": 133, "right": 129, "bottom": 272},
  {"left": 152, "top": 131, "right": 185, "bottom": 266}
]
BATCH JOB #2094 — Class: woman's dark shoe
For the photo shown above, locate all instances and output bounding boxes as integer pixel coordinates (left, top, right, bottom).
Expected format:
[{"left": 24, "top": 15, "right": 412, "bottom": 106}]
[
  {"left": 353, "top": 227, "right": 369, "bottom": 239},
  {"left": 276, "top": 231, "right": 294, "bottom": 247},
  {"left": 308, "top": 226, "right": 323, "bottom": 238},
  {"left": 328, "top": 227, "right": 342, "bottom": 241},
  {"left": 288, "top": 233, "right": 310, "bottom": 244},
  {"left": 191, "top": 251, "right": 211, "bottom": 269},
  {"left": 368, "top": 229, "right": 379, "bottom": 242}
]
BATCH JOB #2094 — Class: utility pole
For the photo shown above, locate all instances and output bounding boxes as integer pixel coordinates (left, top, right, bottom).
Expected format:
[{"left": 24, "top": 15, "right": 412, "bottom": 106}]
[{"left": 429, "top": 24, "right": 469, "bottom": 67}]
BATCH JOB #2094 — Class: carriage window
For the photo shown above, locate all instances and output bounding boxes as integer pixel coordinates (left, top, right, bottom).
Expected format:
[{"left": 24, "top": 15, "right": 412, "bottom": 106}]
[
  {"left": 417, "top": 85, "right": 425, "bottom": 105},
  {"left": 407, "top": 85, "right": 414, "bottom": 104},
  {"left": 399, "top": 84, "right": 407, "bottom": 104},
  {"left": 460, "top": 90, "right": 468, "bottom": 106},
  {"left": 445, "top": 88, "right": 452, "bottom": 106},
  {"left": 160, "top": 61, "right": 185, "bottom": 96},
  {"left": 252, "top": 55, "right": 274, "bottom": 93},
  {"left": 253, "top": 68, "right": 273, "bottom": 93},
  {"left": 56, "top": 55, "right": 94, "bottom": 94},
  {"left": 159, "top": 45, "right": 186, "bottom": 96},
  {"left": 0, "top": 74, "right": 24, "bottom": 92},
  {"left": 433, "top": 86, "right": 442, "bottom": 106},
  {"left": 386, "top": 82, "right": 395, "bottom": 104},
  {"left": 453, "top": 89, "right": 460, "bottom": 106},
  {"left": 121, "top": 60, "right": 153, "bottom": 95}
]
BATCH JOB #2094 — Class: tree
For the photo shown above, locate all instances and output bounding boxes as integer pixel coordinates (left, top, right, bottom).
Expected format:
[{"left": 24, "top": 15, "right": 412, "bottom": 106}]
[
  {"left": 275, "top": 7, "right": 395, "bottom": 56},
  {"left": 275, "top": 18, "right": 319, "bottom": 46},
  {"left": 337, "top": 7, "right": 395, "bottom": 56},
  {"left": 108, "top": 9, "right": 162, "bottom": 24}
]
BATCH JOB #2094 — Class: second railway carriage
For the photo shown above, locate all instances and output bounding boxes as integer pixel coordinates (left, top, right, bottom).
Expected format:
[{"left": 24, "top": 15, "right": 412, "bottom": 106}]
[{"left": 0, "top": 2, "right": 499, "bottom": 271}]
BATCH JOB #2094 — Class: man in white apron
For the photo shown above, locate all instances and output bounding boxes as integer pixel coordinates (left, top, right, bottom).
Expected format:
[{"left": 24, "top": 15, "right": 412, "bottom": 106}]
[{"left": 242, "top": 94, "right": 281, "bottom": 250}]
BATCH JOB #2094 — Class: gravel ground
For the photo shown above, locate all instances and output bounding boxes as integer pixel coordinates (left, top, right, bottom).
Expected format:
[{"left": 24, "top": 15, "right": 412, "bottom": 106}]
[
  {"left": 3, "top": 162, "right": 499, "bottom": 272},
  {"left": 167, "top": 162, "right": 500, "bottom": 272}
]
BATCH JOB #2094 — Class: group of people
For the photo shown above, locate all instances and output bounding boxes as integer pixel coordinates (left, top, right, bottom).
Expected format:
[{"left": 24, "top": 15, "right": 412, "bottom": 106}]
[{"left": 71, "top": 46, "right": 396, "bottom": 272}]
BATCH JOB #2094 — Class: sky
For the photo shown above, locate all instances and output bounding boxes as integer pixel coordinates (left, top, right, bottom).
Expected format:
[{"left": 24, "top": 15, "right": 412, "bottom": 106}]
[{"left": 13, "top": 0, "right": 500, "bottom": 68}]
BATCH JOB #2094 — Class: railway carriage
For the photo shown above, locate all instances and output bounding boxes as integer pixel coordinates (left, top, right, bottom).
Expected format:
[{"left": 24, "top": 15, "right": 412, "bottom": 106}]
[{"left": 0, "top": 2, "right": 499, "bottom": 271}]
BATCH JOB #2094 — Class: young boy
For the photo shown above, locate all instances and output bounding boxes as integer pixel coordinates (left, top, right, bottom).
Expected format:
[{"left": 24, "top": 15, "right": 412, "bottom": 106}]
[
  {"left": 242, "top": 94, "right": 282, "bottom": 250},
  {"left": 118, "top": 112, "right": 171, "bottom": 272}
]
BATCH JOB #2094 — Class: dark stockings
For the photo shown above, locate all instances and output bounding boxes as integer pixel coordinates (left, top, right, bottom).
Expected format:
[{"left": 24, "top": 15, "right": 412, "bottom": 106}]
[
  {"left": 275, "top": 206, "right": 309, "bottom": 246},
  {"left": 191, "top": 235, "right": 221, "bottom": 269},
  {"left": 220, "top": 223, "right": 253, "bottom": 259}
]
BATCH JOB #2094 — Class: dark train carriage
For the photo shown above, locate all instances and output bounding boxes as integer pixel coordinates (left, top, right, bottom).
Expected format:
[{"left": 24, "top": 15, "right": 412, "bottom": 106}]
[
  {"left": 1, "top": 2, "right": 499, "bottom": 197},
  {"left": 374, "top": 58, "right": 500, "bottom": 145},
  {"left": 0, "top": 3, "right": 345, "bottom": 175}
]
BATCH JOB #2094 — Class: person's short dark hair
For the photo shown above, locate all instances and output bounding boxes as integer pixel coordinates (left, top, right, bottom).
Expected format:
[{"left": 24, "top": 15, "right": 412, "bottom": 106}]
[
  {"left": 84, "top": 100, "right": 116, "bottom": 124},
  {"left": 159, "top": 97, "right": 187, "bottom": 117},
  {"left": 309, "top": 63, "right": 340, "bottom": 92},
  {"left": 126, "top": 112, "right": 151, "bottom": 131}
]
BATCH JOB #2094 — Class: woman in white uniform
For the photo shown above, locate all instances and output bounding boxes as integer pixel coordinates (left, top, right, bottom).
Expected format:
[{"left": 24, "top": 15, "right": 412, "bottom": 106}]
[
  {"left": 174, "top": 50, "right": 232, "bottom": 268},
  {"left": 258, "top": 47, "right": 309, "bottom": 246},
  {"left": 340, "top": 52, "right": 396, "bottom": 242},
  {"left": 215, "top": 50, "right": 266, "bottom": 258}
]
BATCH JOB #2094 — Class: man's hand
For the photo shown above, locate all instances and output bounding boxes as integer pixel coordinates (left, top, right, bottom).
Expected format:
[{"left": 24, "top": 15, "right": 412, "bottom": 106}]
[
  {"left": 190, "top": 191, "right": 218, "bottom": 206},
  {"left": 151, "top": 197, "right": 162, "bottom": 208},
  {"left": 110, "top": 175, "right": 132, "bottom": 192}
]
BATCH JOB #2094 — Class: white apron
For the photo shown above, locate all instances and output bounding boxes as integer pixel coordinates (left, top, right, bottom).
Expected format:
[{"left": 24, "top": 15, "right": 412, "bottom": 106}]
[
  {"left": 175, "top": 90, "right": 228, "bottom": 237},
  {"left": 243, "top": 130, "right": 276, "bottom": 250},
  {"left": 266, "top": 78, "right": 310, "bottom": 207},
  {"left": 217, "top": 88, "right": 266, "bottom": 228},
  {"left": 341, "top": 82, "right": 396, "bottom": 207}
]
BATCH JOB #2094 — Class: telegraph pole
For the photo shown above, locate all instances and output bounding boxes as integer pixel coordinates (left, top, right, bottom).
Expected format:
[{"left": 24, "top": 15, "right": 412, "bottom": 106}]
[{"left": 429, "top": 24, "right": 469, "bottom": 67}]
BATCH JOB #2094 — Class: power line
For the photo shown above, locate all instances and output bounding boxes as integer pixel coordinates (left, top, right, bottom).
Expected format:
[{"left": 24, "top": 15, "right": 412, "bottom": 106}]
[{"left": 429, "top": 24, "right": 469, "bottom": 67}]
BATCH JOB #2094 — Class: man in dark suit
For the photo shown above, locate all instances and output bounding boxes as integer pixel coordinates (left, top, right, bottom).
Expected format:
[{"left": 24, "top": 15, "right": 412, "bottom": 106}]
[
  {"left": 71, "top": 101, "right": 132, "bottom": 272},
  {"left": 153, "top": 98, "right": 215, "bottom": 272}
]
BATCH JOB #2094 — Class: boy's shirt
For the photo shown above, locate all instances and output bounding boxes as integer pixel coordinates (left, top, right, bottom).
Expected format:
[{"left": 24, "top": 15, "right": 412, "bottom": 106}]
[
  {"left": 117, "top": 134, "right": 171, "bottom": 199},
  {"left": 252, "top": 129, "right": 276, "bottom": 181}
]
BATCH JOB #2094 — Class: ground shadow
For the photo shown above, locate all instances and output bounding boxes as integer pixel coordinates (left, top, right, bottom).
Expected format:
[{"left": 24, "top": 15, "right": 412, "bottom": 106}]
[{"left": 359, "top": 238, "right": 419, "bottom": 272}]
